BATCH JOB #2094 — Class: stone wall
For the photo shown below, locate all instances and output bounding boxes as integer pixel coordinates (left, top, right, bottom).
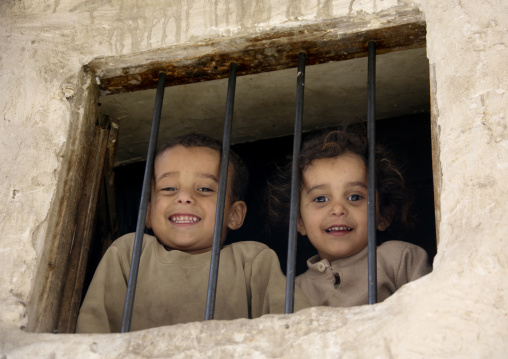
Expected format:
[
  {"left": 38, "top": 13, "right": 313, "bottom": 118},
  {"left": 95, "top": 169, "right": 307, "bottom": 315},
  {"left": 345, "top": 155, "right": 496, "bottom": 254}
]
[{"left": 0, "top": 0, "right": 507, "bottom": 357}]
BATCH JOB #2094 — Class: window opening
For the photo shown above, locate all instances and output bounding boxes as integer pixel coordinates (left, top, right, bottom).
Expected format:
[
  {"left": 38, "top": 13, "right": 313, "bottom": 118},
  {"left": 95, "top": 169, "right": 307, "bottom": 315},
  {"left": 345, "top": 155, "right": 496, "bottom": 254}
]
[{"left": 64, "top": 41, "right": 435, "bottom": 334}]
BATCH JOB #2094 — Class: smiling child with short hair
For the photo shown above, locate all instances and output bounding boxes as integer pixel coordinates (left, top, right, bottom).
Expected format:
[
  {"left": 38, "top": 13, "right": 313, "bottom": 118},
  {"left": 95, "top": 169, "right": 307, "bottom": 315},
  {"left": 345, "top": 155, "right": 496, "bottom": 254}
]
[{"left": 76, "top": 133, "right": 309, "bottom": 333}]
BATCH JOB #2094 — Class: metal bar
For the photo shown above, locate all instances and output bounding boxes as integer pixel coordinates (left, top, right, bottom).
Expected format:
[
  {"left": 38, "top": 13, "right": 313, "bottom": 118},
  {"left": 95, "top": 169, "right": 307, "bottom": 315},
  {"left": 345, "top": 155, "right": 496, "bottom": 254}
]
[
  {"left": 367, "top": 41, "right": 377, "bottom": 305},
  {"left": 121, "top": 72, "right": 166, "bottom": 332},
  {"left": 205, "top": 62, "right": 238, "bottom": 320},
  {"left": 285, "top": 52, "right": 306, "bottom": 314}
]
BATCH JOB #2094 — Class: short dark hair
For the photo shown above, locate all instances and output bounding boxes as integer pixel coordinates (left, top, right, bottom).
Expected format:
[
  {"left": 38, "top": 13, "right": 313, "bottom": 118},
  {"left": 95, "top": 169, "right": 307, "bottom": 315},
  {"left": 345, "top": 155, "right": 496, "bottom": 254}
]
[
  {"left": 155, "top": 133, "right": 248, "bottom": 202},
  {"left": 267, "top": 124, "right": 411, "bottom": 234}
]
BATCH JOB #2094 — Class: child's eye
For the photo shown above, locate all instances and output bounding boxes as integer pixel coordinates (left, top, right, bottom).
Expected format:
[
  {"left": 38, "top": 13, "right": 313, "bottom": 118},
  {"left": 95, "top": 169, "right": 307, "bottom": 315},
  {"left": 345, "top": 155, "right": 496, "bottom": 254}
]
[
  {"left": 198, "top": 187, "right": 214, "bottom": 192},
  {"left": 313, "top": 195, "right": 329, "bottom": 203},
  {"left": 161, "top": 187, "right": 177, "bottom": 192},
  {"left": 347, "top": 194, "right": 363, "bottom": 201}
]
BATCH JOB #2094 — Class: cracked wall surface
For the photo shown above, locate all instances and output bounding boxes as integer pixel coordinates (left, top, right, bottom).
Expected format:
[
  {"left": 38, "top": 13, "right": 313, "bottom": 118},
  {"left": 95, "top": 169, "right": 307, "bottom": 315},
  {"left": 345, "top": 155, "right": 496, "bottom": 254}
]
[{"left": 0, "top": 0, "right": 507, "bottom": 357}]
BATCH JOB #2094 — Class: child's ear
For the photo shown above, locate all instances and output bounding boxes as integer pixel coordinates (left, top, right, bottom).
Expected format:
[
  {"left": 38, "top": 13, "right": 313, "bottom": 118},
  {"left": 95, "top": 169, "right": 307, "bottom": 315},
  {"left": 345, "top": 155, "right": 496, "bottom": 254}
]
[
  {"left": 227, "top": 200, "right": 247, "bottom": 230},
  {"left": 377, "top": 213, "right": 392, "bottom": 231},
  {"left": 145, "top": 202, "right": 152, "bottom": 229},
  {"left": 297, "top": 216, "right": 307, "bottom": 236}
]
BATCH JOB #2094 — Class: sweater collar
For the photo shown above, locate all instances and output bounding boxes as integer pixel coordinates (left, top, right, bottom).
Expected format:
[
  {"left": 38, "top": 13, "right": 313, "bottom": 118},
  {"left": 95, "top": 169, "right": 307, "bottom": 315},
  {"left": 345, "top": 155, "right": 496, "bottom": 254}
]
[{"left": 306, "top": 245, "right": 369, "bottom": 273}]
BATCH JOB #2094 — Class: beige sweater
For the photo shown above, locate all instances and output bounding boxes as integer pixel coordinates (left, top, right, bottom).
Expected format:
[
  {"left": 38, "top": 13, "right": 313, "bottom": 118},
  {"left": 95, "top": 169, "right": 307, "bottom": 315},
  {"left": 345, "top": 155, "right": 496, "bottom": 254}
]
[
  {"left": 295, "top": 240, "right": 432, "bottom": 307},
  {"left": 76, "top": 233, "right": 310, "bottom": 333}
]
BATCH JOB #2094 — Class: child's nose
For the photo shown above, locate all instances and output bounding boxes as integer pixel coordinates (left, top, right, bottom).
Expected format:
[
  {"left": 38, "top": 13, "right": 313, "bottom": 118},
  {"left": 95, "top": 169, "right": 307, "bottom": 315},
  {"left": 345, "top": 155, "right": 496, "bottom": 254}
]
[
  {"left": 330, "top": 200, "right": 347, "bottom": 216},
  {"left": 175, "top": 189, "right": 194, "bottom": 204}
]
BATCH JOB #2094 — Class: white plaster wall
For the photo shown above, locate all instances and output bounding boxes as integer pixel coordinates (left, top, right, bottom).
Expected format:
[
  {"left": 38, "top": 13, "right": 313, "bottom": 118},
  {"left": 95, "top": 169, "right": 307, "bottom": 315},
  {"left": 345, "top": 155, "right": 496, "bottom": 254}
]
[{"left": 0, "top": 0, "right": 507, "bottom": 357}]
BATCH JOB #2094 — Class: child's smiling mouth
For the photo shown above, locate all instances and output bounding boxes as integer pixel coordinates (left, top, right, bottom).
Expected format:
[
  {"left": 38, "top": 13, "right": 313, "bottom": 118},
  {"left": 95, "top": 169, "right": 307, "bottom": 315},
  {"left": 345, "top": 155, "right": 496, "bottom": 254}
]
[
  {"left": 169, "top": 214, "right": 201, "bottom": 224},
  {"left": 325, "top": 226, "right": 353, "bottom": 233}
]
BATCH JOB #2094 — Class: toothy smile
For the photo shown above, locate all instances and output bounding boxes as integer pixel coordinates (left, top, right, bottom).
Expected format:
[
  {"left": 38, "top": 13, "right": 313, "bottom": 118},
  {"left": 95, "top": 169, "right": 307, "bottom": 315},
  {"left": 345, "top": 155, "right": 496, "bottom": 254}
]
[
  {"left": 326, "top": 226, "right": 353, "bottom": 233},
  {"left": 170, "top": 215, "right": 201, "bottom": 224}
]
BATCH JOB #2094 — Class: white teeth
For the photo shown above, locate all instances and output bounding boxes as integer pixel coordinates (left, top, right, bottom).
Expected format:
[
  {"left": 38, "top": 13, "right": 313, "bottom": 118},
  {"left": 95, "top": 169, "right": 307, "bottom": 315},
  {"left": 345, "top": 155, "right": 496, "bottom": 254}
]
[
  {"left": 170, "top": 215, "right": 200, "bottom": 224},
  {"left": 326, "top": 226, "right": 352, "bottom": 232}
]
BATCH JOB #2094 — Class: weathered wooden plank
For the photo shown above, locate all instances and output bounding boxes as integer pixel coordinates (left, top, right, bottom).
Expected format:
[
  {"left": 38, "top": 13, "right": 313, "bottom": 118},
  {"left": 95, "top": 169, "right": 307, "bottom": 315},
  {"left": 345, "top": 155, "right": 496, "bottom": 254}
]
[{"left": 57, "top": 127, "right": 109, "bottom": 334}]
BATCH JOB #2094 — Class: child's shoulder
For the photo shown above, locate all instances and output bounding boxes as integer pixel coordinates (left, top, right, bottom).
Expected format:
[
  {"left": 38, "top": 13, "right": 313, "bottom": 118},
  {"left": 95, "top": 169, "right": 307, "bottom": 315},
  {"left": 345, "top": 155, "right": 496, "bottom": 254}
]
[
  {"left": 227, "top": 240, "right": 270, "bottom": 252},
  {"left": 225, "top": 241, "right": 276, "bottom": 261},
  {"left": 110, "top": 232, "right": 157, "bottom": 253},
  {"left": 377, "top": 240, "right": 432, "bottom": 283},
  {"left": 229, "top": 240, "right": 269, "bottom": 249},
  {"left": 378, "top": 240, "right": 426, "bottom": 255},
  {"left": 377, "top": 240, "right": 430, "bottom": 268}
]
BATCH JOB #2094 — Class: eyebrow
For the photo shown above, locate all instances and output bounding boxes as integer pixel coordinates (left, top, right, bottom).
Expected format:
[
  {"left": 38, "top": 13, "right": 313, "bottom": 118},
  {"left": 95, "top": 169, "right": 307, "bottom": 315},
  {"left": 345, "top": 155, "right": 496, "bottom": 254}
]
[
  {"left": 305, "top": 181, "right": 368, "bottom": 194},
  {"left": 156, "top": 172, "right": 219, "bottom": 183}
]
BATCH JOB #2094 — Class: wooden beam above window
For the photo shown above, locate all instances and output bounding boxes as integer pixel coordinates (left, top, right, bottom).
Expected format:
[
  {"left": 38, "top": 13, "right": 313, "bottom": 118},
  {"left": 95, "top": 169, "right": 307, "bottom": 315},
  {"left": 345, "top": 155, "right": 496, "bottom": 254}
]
[{"left": 88, "top": 7, "right": 425, "bottom": 96}]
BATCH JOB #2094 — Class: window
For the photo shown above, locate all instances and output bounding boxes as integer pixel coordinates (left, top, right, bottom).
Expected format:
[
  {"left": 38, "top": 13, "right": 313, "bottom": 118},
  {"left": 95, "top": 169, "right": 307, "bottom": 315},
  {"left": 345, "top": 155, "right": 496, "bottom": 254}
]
[{"left": 48, "top": 16, "right": 435, "bottom": 333}]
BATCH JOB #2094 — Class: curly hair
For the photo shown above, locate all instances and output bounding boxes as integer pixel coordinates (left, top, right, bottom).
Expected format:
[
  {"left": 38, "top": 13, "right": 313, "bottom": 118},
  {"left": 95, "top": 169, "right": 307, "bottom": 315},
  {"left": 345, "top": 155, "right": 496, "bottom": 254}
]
[
  {"left": 267, "top": 124, "right": 411, "bottom": 236},
  {"left": 155, "top": 132, "right": 249, "bottom": 203}
]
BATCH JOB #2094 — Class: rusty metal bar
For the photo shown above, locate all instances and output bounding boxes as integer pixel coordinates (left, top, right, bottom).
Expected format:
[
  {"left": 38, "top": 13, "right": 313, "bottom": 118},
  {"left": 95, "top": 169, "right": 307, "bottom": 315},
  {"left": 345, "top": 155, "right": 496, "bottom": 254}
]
[
  {"left": 121, "top": 72, "right": 166, "bottom": 332},
  {"left": 285, "top": 52, "right": 306, "bottom": 314},
  {"left": 367, "top": 41, "right": 378, "bottom": 305},
  {"left": 205, "top": 62, "right": 238, "bottom": 320}
]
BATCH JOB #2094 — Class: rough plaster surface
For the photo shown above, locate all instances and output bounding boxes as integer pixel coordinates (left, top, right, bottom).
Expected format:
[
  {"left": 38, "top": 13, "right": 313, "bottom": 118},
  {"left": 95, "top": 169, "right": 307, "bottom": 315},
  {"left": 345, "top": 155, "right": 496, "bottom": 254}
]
[{"left": 0, "top": 0, "right": 507, "bottom": 357}]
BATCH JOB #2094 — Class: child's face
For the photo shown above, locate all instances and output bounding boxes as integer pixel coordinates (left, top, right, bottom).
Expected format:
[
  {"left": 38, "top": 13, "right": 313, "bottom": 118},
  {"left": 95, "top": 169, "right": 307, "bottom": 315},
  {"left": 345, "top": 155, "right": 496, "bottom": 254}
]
[
  {"left": 146, "top": 145, "right": 247, "bottom": 254},
  {"left": 298, "top": 152, "right": 390, "bottom": 262}
]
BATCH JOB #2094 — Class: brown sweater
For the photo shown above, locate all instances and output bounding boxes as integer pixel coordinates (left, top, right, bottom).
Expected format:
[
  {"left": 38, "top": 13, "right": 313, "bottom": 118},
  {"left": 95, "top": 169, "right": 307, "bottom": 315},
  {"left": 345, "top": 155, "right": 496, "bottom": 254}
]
[
  {"left": 76, "top": 233, "right": 310, "bottom": 333},
  {"left": 295, "top": 240, "right": 432, "bottom": 307}
]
